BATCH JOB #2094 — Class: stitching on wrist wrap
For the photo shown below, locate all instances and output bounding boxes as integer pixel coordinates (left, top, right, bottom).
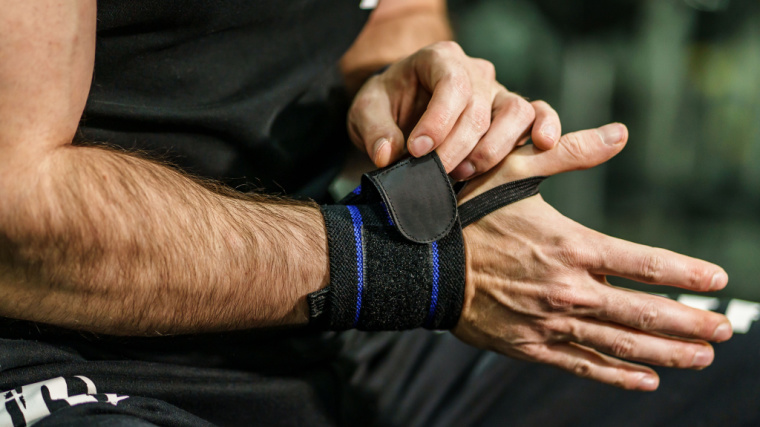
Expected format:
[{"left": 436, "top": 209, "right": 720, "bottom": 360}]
[{"left": 309, "top": 154, "right": 465, "bottom": 331}]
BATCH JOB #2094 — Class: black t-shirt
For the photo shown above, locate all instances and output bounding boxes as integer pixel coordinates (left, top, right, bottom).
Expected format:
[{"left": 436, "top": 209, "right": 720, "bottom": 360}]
[
  {"left": 78, "top": 0, "right": 371, "bottom": 200},
  {"left": 2, "top": 3, "right": 377, "bottom": 425},
  {"left": 1, "top": 1, "right": 374, "bottom": 418}
]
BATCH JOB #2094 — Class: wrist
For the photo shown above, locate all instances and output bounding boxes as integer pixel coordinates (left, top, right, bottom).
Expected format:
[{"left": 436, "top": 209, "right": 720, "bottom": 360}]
[
  {"left": 308, "top": 152, "right": 547, "bottom": 332},
  {"left": 274, "top": 204, "right": 331, "bottom": 326},
  {"left": 309, "top": 153, "right": 465, "bottom": 330}
]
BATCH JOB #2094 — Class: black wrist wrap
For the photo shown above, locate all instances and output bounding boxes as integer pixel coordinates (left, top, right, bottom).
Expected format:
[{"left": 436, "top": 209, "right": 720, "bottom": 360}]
[{"left": 308, "top": 153, "right": 546, "bottom": 331}]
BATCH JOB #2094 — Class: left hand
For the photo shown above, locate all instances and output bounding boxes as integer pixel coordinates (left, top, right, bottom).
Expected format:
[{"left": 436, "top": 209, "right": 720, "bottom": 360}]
[
  {"left": 454, "top": 123, "right": 732, "bottom": 390},
  {"left": 347, "top": 41, "right": 561, "bottom": 180}
]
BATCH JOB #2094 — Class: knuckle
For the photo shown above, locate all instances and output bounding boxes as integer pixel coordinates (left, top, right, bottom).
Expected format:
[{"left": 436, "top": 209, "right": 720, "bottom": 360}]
[
  {"left": 426, "top": 114, "right": 452, "bottom": 137},
  {"left": 422, "top": 43, "right": 448, "bottom": 65},
  {"left": 473, "top": 58, "right": 496, "bottom": 79},
  {"left": 636, "top": 303, "right": 660, "bottom": 330},
  {"left": 513, "top": 97, "right": 536, "bottom": 123},
  {"left": 618, "top": 376, "right": 640, "bottom": 390},
  {"left": 560, "top": 133, "right": 591, "bottom": 163},
  {"left": 552, "top": 237, "right": 599, "bottom": 269},
  {"left": 469, "top": 104, "right": 492, "bottom": 135},
  {"left": 434, "top": 40, "right": 464, "bottom": 55},
  {"left": 572, "top": 359, "right": 594, "bottom": 378},
  {"left": 351, "top": 94, "right": 373, "bottom": 112},
  {"left": 349, "top": 90, "right": 382, "bottom": 121},
  {"left": 542, "top": 284, "right": 577, "bottom": 313},
  {"left": 639, "top": 254, "right": 665, "bottom": 283},
  {"left": 346, "top": 111, "right": 369, "bottom": 140},
  {"left": 688, "top": 266, "right": 712, "bottom": 291},
  {"left": 447, "top": 72, "right": 472, "bottom": 98},
  {"left": 553, "top": 238, "right": 579, "bottom": 264},
  {"left": 540, "top": 317, "right": 574, "bottom": 340},
  {"left": 471, "top": 142, "right": 502, "bottom": 169},
  {"left": 519, "top": 343, "right": 548, "bottom": 361},
  {"left": 610, "top": 333, "right": 637, "bottom": 359},
  {"left": 689, "top": 315, "right": 709, "bottom": 338},
  {"left": 504, "top": 155, "right": 530, "bottom": 179},
  {"left": 666, "top": 346, "right": 689, "bottom": 368},
  {"left": 531, "top": 99, "right": 550, "bottom": 110}
]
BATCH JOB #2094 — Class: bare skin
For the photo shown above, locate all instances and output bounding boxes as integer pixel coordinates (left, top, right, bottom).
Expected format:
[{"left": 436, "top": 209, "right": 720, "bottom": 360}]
[
  {"left": 342, "top": 1, "right": 562, "bottom": 180},
  {"left": 349, "top": 42, "right": 561, "bottom": 180},
  {"left": 0, "top": 0, "right": 732, "bottom": 392},
  {"left": 456, "top": 123, "right": 732, "bottom": 390},
  {"left": 0, "top": 0, "right": 327, "bottom": 334}
]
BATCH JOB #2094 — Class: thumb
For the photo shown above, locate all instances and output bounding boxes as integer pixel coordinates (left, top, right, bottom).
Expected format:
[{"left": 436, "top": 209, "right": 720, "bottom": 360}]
[
  {"left": 347, "top": 83, "right": 406, "bottom": 168},
  {"left": 504, "top": 123, "right": 628, "bottom": 181}
]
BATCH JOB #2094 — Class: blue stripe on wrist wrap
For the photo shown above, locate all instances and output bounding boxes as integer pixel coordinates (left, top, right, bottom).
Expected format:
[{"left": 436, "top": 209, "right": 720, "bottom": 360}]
[{"left": 346, "top": 205, "right": 365, "bottom": 328}]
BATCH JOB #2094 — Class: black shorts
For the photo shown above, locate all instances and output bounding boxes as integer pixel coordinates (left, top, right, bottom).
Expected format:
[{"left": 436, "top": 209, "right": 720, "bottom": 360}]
[{"left": 1, "top": 296, "right": 758, "bottom": 427}]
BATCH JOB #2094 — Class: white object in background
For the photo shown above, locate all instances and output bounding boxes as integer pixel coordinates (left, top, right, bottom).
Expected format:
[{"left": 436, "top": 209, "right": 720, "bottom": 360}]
[
  {"left": 677, "top": 294, "right": 720, "bottom": 311},
  {"left": 360, "top": 0, "right": 379, "bottom": 10},
  {"left": 725, "top": 299, "right": 760, "bottom": 334}
]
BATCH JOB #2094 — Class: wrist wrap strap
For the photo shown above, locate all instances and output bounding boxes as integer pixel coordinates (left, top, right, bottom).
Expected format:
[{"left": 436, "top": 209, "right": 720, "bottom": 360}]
[
  {"left": 458, "top": 176, "right": 546, "bottom": 227},
  {"left": 309, "top": 153, "right": 546, "bottom": 331}
]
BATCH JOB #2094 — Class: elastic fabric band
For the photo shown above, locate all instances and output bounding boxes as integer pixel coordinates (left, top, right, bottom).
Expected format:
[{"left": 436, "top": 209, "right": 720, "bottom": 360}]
[{"left": 459, "top": 176, "right": 546, "bottom": 227}]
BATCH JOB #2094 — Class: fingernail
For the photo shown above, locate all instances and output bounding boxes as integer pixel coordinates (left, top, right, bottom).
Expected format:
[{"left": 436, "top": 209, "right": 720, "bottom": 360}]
[
  {"left": 373, "top": 138, "right": 389, "bottom": 160},
  {"left": 410, "top": 135, "right": 434, "bottom": 156},
  {"left": 597, "top": 123, "right": 624, "bottom": 145},
  {"left": 691, "top": 350, "right": 712, "bottom": 368},
  {"left": 541, "top": 124, "right": 558, "bottom": 142},
  {"left": 712, "top": 323, "right": 733, "bottom": 341},
  {"left": 451, "top": 161, "right": 476, "bottom": 181},
  {"left": 709, "top": 271, "right": 728, "bottom": 291},
  {"left": 637, "top": 375, "right": 658, "bottom": 390}
]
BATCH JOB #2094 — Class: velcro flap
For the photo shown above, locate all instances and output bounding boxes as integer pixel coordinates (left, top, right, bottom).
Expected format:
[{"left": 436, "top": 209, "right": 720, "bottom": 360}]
[{"left": 362, "top": 153, "right": 458, "bottom": 244}]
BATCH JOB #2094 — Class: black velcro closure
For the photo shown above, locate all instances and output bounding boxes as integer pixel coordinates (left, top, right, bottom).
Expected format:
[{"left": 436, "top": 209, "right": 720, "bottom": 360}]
[
  {"left": 364, "top": 154, "right": 458, "bottom": 244},
  {"left": 359, "top": 225, "right": 432, "bottom": 330}
]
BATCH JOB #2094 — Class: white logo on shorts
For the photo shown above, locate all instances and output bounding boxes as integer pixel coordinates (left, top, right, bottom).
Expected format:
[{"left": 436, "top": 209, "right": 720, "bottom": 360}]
[{"left": 0, "top": 376, "right": 128, "bottom": 427}]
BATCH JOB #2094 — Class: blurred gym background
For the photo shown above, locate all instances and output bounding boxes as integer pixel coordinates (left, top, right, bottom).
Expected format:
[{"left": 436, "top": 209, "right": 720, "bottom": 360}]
[{"left": 448, "top": 0, "right": 760, "bottom": 300}]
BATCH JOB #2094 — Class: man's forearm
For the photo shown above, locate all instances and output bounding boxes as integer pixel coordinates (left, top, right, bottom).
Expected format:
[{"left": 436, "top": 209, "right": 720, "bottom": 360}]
[
  {"left": 0, "top": 144, "right": 329, "bottom": 335},
  {"left": 340, "top": 0, "right": 452, "bottom": 94}
]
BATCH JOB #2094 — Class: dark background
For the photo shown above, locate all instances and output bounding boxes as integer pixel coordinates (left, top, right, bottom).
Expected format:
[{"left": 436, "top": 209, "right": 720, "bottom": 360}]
[{"left": 447, "top": 0, "right": 760, "bottom": 300}]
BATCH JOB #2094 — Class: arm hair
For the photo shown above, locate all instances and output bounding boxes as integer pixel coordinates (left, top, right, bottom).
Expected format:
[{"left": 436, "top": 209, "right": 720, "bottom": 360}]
[{"left": 0, "top": 0, "right": 328, "bottom": 336}]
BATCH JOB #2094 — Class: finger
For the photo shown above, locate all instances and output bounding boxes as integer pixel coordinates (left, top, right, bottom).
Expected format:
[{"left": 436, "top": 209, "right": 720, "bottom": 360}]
[
  {"left": 523, "top": 342, "right": 659, "bottom": 391},
  {"left": 530, "top": 100, "right": 561, "bottom": 150},
  {"left": 437, "top": 79, "right": 496, "bottom": 176},
  {"left": 590, "top": 234, "right": 730, "bottom": 293},
  {"left": 562, "top": 317, "right": 715, "bottom": 369},
  {"left": 594, "top": 286, "right": 733, "bottom": 342},
  {"left": 499, "top": 123, "right": 628, "bottom": 182},
  {"left": 450, "top": 90, "right": 535, "bottom": 180},
  {"left": 347, "top": 80, "right": 406, "bottom": 168},
  {"left": 407, "top": 43, "right": 472, "bottom": 158}
]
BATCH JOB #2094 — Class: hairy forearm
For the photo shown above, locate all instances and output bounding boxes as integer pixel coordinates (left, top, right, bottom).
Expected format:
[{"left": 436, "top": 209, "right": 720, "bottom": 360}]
[
  {"left": 341, "top": 0, "right": 452, "bottom": 94},
  {"left": 0, "top": 144, "right": 328, "bottom": 335}
]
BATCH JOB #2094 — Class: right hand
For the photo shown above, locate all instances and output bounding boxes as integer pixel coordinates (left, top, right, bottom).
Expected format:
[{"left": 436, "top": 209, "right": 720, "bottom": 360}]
[
  {"left": 455, "top": 123, "right": 732, "bottom": 391},
  {"left": 347, "top": 41, "right": 560, "bottom": 180}
]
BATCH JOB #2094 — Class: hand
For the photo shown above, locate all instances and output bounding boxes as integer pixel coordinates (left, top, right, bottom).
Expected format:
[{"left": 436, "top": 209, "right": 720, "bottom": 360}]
[
  {"left": 455, "top": 123, "right": 733, "bottom": 391},
  {"left": 347, "top": 41, "right": 560, "bottom": 181}
]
